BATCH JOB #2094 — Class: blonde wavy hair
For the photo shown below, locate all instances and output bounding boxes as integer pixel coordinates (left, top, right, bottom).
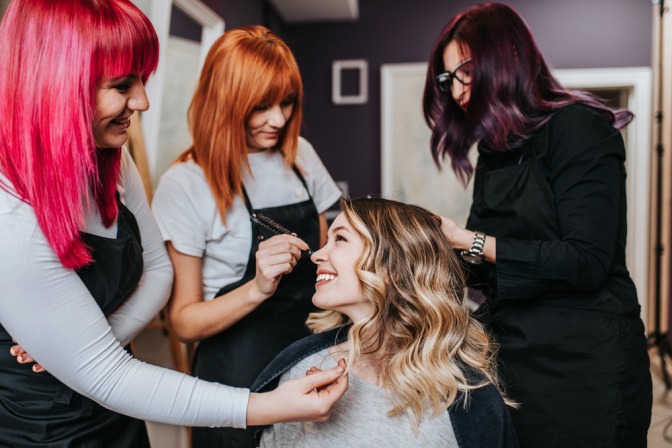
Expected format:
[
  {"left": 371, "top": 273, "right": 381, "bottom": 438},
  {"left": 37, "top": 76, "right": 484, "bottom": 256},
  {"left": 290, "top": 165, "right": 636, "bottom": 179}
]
[
  {"left": 177, "top": 25, "right": 303, "bottom": 223},
  {"left": 307, "top": 198, "right": 507, "bottom": 431}
]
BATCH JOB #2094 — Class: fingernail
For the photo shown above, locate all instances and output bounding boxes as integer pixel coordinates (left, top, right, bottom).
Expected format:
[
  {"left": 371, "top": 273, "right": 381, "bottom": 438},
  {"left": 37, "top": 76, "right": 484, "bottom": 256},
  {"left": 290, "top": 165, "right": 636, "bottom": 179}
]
[{"left": 17, "top": 355, "right": 24, "bottom": 362}]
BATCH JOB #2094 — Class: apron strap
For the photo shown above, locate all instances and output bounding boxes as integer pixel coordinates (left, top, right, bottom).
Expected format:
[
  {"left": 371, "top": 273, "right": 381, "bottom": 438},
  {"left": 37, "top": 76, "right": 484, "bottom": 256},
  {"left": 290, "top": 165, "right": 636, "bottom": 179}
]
[
  {"left": 241, "top": 185, "right": 254, "bottom": 215},
  {"left": 292, "top": 165, "right": 310, "bottom": 192},
  {"left": 240, "top": 164, "right": 312, "bottom": 215}
]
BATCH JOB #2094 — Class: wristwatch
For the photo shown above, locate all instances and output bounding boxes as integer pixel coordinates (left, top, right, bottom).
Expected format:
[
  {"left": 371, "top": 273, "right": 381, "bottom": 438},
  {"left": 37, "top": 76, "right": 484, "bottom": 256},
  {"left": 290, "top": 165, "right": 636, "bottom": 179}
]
[{"left": 461, "top": 231, "right": 486, "bottom": 265}]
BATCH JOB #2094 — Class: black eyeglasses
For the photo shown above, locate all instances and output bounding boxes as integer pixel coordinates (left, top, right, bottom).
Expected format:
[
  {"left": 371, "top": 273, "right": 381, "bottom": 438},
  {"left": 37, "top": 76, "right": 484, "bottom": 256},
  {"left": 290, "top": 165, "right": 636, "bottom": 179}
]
[{"left": 436, "top": 58, "right": 473, "bottom": 93}]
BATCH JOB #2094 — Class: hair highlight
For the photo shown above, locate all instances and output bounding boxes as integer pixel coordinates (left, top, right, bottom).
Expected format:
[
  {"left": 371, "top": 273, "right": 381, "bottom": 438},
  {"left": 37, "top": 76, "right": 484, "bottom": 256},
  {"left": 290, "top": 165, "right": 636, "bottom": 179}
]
[{"left": 308, "top": 198, "right": 511, "bottom": 431}]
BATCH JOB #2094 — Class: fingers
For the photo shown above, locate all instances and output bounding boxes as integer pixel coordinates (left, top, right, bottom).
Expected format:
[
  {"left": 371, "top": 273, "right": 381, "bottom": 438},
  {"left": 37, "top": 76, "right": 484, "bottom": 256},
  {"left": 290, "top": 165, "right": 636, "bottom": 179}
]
[
  {"left": 246, "top": 360, "right": 347, "bottom": 426},
  {"left": 258, "top": 234, "right": 309, "bottom": 259},
  {"left": 439, "top": 215, "right": 456, "bottom": 230},
  {"left": 307, "top": 360, "right": 346, "bottom": 393},
  {"left": 10, "top": 344, "right": 45, "bottom": 372},
  {"left": 257, "top": 251, "right": 299, "bottom": 276},
  {"left": 17, "top": 353, "right": 35, "bottom": 364},
  {"left": 306, "top": 366, "right": 323, "bottom": 391},
  {"left": 300, "top": 360, "right": 347, "bottom": 394},
  {"left": 439, "top": 215, "right": 459, "bottom": 243},
  {"left": 319, "top": 359, "right": 348, "bottom": 395},
  {"left": 254, "top": 235, "right": 309, "bottom": 294},
  {"left": 311, "top": 360, "right": 348, "bottom": 419},
  {"left": 10, "top": 344, "right": 33, "bottom": 363}
]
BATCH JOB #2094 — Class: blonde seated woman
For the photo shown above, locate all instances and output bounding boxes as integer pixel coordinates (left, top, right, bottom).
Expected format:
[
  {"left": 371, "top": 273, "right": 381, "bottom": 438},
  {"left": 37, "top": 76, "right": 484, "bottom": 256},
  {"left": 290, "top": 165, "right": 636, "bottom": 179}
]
[{"left": 252, "top": 198, "right": 518, "bottom": 447}]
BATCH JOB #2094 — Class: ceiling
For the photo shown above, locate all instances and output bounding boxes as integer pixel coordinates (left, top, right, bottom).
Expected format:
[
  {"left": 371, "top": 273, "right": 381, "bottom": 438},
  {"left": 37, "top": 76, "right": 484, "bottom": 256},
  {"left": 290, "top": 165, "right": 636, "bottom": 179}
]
[{"left": 267, "top": 0, "right": 359, "bottom": 23}]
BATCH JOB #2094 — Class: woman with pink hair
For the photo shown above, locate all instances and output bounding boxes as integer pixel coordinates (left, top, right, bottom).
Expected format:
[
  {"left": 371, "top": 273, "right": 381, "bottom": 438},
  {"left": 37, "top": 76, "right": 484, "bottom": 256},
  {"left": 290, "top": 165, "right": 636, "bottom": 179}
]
[{"left": 0, "top": 1, "right": 346, "bottom": 446}]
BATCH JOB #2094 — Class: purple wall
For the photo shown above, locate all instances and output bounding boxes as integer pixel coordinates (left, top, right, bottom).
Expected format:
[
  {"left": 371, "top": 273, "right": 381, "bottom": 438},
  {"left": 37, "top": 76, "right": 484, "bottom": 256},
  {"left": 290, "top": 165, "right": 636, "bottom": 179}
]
[
  {"left": 202, "top": 0, "right": 267, "bottom": 29},
  {"left": 270, "top": 0, "right": 653, "bottom": 198},
  {"left": 170, "top": 5, "right": 202, "bottom": 41},
  {"left": 170, "top": 0, "right": 653, "bottom": 198}
]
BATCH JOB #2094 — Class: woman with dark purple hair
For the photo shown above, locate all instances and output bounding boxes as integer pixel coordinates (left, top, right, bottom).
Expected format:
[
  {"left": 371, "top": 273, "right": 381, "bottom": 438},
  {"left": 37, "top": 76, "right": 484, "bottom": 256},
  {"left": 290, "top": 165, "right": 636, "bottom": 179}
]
[{"left": 423, "top": 3, "right": 651, "bottom": 447}]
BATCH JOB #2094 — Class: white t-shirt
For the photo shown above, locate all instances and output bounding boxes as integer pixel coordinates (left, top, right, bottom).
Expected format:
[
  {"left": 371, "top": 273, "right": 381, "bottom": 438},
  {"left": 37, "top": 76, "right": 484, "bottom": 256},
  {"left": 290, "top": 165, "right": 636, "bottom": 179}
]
[
  {"left": 0, "top": 148, "right": 249, "bottom": 428},
  {"left": 152, "top": 137, "right": 342, "bottom": 300}
]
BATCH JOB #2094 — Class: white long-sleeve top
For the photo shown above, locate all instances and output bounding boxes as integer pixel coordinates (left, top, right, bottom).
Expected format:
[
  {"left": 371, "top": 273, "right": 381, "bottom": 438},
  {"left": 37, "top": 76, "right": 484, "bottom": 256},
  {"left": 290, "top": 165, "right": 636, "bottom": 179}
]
[{"left": 0, "top": 148, "right": 248, "bottom": 427}]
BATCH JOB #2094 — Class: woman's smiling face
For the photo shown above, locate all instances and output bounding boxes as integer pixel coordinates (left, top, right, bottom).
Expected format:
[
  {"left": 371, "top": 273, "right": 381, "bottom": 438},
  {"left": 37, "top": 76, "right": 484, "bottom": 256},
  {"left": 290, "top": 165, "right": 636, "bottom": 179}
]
[
  {"left": 311, "top": 213, "right": 371, "bottom": 322},
  {"left": 442, "top": 40, "right": 472, "bottom": 110},
  {"left": 92, "top": 74, "right": 148, "bottom": 149},
  {"left": 245, "top": 97, "right": 295, "bottom": 152}
]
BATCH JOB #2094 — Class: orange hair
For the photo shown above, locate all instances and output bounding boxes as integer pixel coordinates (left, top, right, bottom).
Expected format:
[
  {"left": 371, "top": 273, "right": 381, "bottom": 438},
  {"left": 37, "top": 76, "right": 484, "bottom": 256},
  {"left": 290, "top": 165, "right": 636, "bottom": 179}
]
[{"left": 179, "top": 25, "right": 303, "bottom": 223}]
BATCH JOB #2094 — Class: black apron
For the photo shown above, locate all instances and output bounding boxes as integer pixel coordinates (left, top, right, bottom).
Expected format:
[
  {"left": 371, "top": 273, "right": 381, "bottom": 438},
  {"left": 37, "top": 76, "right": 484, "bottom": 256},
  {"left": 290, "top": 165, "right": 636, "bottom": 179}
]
[
  {"left": 191, "top": 167, "right": 320, "bottom": 448},
  {"left": 467, "top": 130, "right": 651, "bottom": 447},
  {"left": 0, "top": 198, "right": 149, "bottom": 448}
]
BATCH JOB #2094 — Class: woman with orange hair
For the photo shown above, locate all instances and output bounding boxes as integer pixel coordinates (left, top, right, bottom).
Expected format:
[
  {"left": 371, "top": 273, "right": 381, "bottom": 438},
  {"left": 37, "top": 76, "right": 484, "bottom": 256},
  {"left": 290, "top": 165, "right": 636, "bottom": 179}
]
[
  {"left": 0, "top": 2, "right": 347, "bottom": 446},
  {"left": 152, "top": 25, "right": 342, "bottom": 447}
]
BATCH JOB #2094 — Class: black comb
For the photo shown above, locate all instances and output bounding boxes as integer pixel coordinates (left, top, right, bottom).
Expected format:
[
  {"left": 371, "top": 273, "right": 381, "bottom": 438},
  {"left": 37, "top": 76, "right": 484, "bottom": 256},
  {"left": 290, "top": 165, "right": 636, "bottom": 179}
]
[{"left": 250, "top": 213, "right": 313, "bottom": 255}]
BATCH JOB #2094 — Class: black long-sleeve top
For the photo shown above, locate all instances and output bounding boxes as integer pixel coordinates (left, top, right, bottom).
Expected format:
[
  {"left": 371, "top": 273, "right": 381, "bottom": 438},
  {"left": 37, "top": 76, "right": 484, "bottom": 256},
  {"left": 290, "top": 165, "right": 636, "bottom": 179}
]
[{"left": 466, "top": 104, "right": 639, "bottom": 316}]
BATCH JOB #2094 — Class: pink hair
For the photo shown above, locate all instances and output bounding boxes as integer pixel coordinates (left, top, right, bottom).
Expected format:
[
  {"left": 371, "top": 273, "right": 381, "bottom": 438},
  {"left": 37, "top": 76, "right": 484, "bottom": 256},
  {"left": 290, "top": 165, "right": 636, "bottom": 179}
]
[{"left": 0, "top": 0, "right": 158, "bottom": 269}]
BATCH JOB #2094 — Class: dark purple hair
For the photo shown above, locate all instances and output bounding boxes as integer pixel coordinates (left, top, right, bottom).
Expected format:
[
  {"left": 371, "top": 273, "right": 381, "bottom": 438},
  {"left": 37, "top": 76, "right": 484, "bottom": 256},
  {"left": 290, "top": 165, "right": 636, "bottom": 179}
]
[{"left": 422, "top": 2, "right": 633, "bottom": 185}]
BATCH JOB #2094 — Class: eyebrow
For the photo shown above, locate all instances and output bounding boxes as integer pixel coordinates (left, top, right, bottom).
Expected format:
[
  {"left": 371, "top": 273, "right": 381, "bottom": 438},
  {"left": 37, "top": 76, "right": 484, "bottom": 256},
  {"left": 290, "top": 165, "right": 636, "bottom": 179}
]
[
  {"left": 449, "top": 57, "right": 471, "bottom": 72},
  {"left": 329, "top": 225, "right": 350, "bottom": 234},
  {"left": 108, "top": 74, "right": 139, "bottom": 82}
]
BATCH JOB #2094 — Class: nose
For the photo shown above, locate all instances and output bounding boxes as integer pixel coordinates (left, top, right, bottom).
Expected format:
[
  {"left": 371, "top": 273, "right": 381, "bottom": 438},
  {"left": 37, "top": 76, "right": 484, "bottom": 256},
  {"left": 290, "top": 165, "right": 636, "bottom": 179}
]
[
  {"left": 310, "top": 245, "right": 327, "bottom": 265},
  {"left": 266, "top": 104, "right": 287, "bottom": 128},
  {"left": 451, "top": 79, "right": 465, "bottom": 103},
  {"left": 128, "top": 81, "right": 150, "bottom": 112}
]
